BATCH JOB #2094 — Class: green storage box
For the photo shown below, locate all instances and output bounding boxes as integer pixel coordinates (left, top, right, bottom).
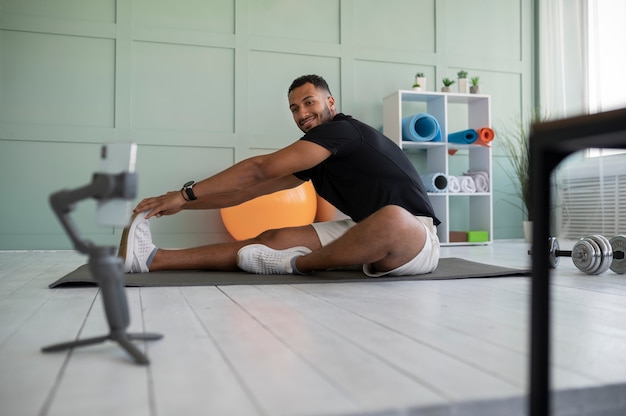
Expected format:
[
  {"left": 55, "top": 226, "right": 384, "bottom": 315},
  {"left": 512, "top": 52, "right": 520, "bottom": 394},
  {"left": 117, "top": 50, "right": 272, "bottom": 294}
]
[{"left": 467, "top": 230, "right": 489, "bottom": 242}]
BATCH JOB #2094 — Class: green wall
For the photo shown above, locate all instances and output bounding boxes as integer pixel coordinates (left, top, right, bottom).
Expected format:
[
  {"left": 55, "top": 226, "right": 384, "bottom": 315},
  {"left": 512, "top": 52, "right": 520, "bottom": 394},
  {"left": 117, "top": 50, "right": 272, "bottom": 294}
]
[{"left": 0, "top": 0, "right": 534, "bottom": 250}]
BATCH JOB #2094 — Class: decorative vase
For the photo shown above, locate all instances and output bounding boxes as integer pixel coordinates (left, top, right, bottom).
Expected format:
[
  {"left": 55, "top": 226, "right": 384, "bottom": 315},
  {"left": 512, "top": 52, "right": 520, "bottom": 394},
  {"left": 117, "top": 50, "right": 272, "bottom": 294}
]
[
  {"left": 416, "top": 77, "right": 426, "bottom": 91},
  {"left": 458, "top": 78, "right": 468, "bottom": 94},
  {"left": 523, "top": 220, "right": 532, "bottom": 243},
  {"left": 470, "top": 85, "right": 480, "bottom": 94}
]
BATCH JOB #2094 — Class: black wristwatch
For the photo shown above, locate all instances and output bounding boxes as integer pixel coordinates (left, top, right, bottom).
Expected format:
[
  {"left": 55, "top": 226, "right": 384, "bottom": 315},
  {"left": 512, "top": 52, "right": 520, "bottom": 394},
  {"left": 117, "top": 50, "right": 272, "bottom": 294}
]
[{"left": 181, "top": 180, "right": 197, "bottom": 201}]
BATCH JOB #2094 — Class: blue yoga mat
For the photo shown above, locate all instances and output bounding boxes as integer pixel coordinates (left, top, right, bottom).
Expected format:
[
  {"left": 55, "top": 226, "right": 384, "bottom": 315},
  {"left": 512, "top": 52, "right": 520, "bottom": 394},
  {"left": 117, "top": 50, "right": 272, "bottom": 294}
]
[
  {"left": 401, "top": 113, "right": 441, "bottom": 142},
  {"left": 448, "top": 129, "right": 478, "bottom": 144}
]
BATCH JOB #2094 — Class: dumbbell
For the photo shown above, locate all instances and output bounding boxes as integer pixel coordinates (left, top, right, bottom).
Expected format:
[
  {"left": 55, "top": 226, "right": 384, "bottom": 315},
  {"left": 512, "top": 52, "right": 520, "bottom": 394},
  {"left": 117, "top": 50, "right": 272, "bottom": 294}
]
[
  {"left": 610, "top": 235, "right": 626, "bottom": 274},
  {"left": 529, "top": 235, "right": 626, "bottom": 275}
]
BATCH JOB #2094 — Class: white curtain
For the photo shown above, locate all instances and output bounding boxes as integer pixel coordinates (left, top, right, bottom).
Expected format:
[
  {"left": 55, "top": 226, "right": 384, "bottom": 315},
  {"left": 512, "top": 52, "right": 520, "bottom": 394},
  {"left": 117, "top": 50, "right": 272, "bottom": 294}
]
[
  {"left": 587, "top": 0, "right": 626, "bottom": 114},
  {"left": 537, "top": 0, "right": 589, "bottom": 118},
  {"left": 538, "top": 0, "right": 626, "bottom": 117},
  {"left": 541, "top": 0, "right": 626, "bottom": 238}
]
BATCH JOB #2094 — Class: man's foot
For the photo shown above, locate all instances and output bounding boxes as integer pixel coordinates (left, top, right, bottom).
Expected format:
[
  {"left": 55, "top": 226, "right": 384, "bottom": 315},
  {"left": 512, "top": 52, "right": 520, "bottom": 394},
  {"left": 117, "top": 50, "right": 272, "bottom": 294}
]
[
  {"left": 118, "top": 211, "right": 157, "bottom": 273},
  {"left": 236, "top": 244, "right": 312, "bottom": 274}
]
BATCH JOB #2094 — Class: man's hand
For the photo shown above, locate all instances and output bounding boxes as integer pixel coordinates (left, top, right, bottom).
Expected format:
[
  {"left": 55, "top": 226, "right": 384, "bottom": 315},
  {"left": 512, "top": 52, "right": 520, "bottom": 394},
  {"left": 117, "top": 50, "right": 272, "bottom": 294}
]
[{"left": 134, "top": 190, "right": 186, "bottom": 219}]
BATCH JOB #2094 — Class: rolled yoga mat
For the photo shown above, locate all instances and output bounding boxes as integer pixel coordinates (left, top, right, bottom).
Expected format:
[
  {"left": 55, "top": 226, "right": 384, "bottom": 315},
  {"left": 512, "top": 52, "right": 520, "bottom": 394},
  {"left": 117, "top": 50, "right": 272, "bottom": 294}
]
[
  {"left": 401, "top": 113, "right": 441, "bottom": 142},
  {"left": 421, "top": 173, "right": 448, "bottom": 193},
  {"left": 475, "top": 127, "right": 495, "bottom": 146},
  {"left": 448, "top": 129, "right": 478, "bottom": 145}
]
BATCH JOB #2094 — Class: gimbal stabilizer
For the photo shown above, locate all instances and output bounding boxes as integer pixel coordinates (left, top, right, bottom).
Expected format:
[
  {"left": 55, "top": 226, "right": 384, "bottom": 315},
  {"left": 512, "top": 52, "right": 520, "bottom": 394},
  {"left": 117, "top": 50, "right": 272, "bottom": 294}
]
[{"left": 42, "top": 153, "right": 162, "bottom": 365}]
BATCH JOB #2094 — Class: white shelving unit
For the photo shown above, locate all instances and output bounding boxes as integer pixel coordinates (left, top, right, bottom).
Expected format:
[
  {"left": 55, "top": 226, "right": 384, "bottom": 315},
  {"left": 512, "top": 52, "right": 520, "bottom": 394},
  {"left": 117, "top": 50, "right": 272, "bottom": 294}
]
[{"left": 383, "top": 90, "right": 493, "bottom": 246}]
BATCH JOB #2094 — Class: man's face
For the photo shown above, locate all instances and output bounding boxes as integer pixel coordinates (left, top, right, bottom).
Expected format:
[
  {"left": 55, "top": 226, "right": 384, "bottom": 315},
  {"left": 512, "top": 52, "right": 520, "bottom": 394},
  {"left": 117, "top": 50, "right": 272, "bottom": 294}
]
[{"left": 288, "top": 82, "right": 336, "bottom": 133}]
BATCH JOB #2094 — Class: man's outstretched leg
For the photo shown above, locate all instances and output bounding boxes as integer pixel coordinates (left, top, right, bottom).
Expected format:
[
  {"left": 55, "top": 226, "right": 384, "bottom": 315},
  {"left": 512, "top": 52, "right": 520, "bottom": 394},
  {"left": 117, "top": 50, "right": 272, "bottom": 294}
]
[{"left": 119, "top": 211, "right": 322, "bottom": 273}]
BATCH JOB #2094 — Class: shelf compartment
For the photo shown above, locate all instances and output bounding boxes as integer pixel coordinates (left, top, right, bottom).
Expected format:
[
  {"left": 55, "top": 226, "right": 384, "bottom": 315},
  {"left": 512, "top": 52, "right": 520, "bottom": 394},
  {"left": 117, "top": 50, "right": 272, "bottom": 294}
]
[{"left": 383, "top": 90, "right": 492, "bottom": 245}]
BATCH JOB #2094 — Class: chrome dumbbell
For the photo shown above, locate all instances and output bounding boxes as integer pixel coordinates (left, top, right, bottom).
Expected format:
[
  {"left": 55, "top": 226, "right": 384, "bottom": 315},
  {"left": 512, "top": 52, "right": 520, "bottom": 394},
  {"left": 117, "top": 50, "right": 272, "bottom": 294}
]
[
  {"left": 609, "top": 235, "right": 626, "bottom": 274},
  {"left": 529, "top": 235, "right": 626, "bottom": 275}
]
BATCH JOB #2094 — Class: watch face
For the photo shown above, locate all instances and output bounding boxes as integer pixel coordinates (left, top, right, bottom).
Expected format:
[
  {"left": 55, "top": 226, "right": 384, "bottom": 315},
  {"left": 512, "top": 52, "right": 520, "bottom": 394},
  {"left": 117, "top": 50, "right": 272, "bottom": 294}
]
[{"left": 184, "top": 180, "right": 195, "bottom": 188}]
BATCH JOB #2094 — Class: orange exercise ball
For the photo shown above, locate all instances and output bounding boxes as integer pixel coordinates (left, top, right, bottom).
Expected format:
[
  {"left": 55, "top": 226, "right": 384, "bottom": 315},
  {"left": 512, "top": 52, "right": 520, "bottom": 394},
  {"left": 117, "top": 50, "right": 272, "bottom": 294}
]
[
  {"left": 315, "top": 195, "right": 350, "bottom": 222},
  {"left": 220, "top": 181, "right": 317, "bottom": 241}
]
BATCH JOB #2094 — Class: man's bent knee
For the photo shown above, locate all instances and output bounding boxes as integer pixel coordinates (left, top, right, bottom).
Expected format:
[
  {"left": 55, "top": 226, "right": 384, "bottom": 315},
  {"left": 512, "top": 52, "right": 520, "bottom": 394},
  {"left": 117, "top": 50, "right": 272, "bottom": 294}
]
[{"left": 366, "top": 215, "right": 439, "bottom": 277}]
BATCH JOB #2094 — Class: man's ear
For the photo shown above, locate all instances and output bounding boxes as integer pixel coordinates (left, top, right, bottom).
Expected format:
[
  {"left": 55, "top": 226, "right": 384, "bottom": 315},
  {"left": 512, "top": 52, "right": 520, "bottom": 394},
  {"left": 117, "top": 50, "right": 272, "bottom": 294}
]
[{"left": 327, "top": 95, "right": 336, "bottom": 110}]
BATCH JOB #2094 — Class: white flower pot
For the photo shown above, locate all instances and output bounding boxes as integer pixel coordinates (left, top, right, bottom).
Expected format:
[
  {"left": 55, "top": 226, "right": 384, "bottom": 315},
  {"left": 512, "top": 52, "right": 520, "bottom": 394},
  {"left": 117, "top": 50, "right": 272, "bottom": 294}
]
[
  {"left": 416, "top": 77, "right": 426, "bottom": 91},
  {"left": 523, "top": 220, "right": 532, "bottom": 243},
  {"left": 458, "top": 78, "right": 468, "bottom": 94}
]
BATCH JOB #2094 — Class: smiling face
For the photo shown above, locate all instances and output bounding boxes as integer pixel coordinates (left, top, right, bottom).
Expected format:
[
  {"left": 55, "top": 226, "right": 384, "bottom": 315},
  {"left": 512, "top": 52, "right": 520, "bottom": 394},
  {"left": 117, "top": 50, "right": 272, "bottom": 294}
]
[{"left": 288, "top": 82, "right": 336, "bottom": 133}]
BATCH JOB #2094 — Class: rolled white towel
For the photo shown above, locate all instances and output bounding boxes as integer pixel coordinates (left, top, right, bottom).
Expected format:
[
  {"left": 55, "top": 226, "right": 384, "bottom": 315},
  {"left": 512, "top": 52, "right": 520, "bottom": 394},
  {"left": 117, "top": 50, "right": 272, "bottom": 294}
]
[
  {"left": 464, "top": 171, "right": 489, "bottom": 192},
  {"left": 447, "top": 176, "right": 461, "bottom": 193},
  {"left": 459, "top": 176, "right": 477, "bottom": 193},
  {"left": 421, "top": 172, "right": 448, "bottom": 193}
]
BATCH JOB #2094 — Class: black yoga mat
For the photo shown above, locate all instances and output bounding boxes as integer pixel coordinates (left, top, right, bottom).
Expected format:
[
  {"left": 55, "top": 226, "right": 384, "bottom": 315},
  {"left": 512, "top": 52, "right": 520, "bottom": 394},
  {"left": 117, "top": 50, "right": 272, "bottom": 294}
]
[{"left": 49, "top": 258, "right": 529, "bottom": 288}]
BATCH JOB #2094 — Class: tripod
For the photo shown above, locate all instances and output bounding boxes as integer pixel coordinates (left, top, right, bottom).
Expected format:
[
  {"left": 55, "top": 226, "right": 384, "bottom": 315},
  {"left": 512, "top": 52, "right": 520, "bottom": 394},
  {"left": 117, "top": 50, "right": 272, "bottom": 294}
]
[{"left": 42, "top": 169, "right": 162, "bottom": 365}]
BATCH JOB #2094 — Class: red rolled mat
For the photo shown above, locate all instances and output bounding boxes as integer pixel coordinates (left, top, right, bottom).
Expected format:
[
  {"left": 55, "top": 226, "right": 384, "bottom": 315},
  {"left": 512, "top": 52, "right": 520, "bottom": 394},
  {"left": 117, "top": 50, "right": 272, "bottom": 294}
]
[{"left": 475, "top": 127, "right": 495, "bottom": 146}]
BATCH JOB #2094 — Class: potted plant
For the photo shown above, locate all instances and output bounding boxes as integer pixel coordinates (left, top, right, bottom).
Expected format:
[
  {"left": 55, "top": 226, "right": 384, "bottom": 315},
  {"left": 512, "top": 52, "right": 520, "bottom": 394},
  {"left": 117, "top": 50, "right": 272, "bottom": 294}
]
[
  {"left": 411, "top": 83, "right": 422, "bottom": 91},
  {"left": 441, "top": 77, "right": 455, "bottom": 92},
  {"left": 499, "top": 109, "right": 549, "bottom": 242},
  {"left": 415, "top": 72, "right": 426, "bottom": 91},
  {"left": 457, "top": 70, "right": 468, "bottom": 93},
  {"left": 470, "top": 76, "right": 480, "bottom": 94}
]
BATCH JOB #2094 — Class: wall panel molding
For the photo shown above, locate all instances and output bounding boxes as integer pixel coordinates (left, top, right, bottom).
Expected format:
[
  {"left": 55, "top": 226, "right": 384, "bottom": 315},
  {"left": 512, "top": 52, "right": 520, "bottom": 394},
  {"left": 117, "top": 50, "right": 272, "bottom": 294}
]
[{"left": 0, "top": 0, "right": 535, "bottom": 249}]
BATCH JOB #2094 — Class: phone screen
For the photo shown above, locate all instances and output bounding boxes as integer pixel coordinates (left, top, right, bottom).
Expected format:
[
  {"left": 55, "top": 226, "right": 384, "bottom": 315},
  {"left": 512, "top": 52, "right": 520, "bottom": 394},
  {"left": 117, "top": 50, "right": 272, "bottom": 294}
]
[{"left": 95, "top": 143, "right": 137, "bottom": 227}]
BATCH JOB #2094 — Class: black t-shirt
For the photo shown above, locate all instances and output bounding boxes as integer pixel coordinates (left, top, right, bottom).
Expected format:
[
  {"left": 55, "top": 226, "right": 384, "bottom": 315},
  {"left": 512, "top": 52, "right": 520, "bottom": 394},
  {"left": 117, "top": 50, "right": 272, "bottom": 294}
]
[{"left": 293, "top": 113, "right": 441, "bottom": 225}]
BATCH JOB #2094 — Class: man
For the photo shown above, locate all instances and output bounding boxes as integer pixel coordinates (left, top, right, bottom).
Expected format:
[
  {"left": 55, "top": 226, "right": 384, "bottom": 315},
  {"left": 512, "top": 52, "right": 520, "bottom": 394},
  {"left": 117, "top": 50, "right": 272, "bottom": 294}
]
[{"left": 121, "top": 74, "right": 440, "bottom": 276}]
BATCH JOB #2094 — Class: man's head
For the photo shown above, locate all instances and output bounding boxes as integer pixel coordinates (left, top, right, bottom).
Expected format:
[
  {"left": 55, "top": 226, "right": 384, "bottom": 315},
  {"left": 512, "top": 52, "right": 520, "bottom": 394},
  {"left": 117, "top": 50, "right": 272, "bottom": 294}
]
[{"left": 288, "top": 74, "right": 336, "bottom": 133}]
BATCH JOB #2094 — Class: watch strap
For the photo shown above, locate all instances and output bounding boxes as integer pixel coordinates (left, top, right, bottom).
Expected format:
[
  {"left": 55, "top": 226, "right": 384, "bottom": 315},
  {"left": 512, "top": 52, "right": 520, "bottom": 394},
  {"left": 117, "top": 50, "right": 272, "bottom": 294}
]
[{"left": 182, "top": 181, "right": 197, "bottom": 201}]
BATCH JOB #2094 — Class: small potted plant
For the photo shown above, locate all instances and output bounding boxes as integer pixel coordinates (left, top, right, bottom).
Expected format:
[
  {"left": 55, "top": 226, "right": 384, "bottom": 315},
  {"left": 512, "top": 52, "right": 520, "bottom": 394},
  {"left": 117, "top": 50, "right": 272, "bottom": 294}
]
[
  {"left": 441, "top": 77, "right": 455, "bottom": 92},
  {"left": 457, "top": 70, "right": 468, "bottom": 93},
  {"left": 415, "top": 72, "right": 426, "bottom": 91},
  {"left": 470, "top": 76, "right": 480, "bottom": 94},
  {"left": 411, "top": 82, "right": 422, "bottom": 91}
]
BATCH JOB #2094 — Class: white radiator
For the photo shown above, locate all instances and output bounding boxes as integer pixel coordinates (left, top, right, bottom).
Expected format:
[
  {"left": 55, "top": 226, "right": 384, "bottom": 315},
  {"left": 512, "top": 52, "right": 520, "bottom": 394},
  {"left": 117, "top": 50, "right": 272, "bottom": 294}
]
[{"left": 557, "top": 155, "right": 626, "bottom": 239}]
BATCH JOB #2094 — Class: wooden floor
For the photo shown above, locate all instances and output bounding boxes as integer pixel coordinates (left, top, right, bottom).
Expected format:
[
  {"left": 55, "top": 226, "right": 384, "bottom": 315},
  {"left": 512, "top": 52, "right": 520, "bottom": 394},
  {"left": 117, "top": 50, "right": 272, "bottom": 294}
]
[{"left": 2, "top": 241, "right": 626, "bottom": 416}]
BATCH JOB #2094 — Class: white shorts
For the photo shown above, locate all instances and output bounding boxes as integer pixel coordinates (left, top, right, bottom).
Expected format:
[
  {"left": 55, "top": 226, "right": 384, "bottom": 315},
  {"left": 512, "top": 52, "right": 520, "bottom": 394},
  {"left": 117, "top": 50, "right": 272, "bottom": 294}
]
[{"left": 310, "top": 216, "right": 440, "bottom": 277}]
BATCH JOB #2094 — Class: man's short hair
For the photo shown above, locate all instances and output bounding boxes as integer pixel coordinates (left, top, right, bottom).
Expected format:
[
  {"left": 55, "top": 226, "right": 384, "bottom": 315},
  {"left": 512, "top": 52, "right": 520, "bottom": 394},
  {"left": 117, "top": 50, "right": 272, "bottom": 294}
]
[{"left": 288, "top": 74, "right": 332, "bottom": 96}]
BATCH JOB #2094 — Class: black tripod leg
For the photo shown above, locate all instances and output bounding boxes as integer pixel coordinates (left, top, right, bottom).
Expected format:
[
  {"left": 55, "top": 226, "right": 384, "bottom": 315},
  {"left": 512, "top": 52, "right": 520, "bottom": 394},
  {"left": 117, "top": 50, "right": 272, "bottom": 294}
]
[
  {"left": 42, "top": 334, "right": 110, "bottom": 353},
  {"left": 113, "top": 333, "right": 150, "bottom": 365},
  {"left": 42, "top": 332, "right": 163, "bottom": 365},
  {"left": 127, "top": 332, "right": 164, "bottom": 341}
]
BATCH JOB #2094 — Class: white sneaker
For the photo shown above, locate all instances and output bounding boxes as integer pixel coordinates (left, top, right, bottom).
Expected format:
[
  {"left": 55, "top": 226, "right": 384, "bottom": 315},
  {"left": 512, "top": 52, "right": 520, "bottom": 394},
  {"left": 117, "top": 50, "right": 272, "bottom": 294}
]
[
  {"left": 236, "top": 244, "right": 311, "bottom": 274},
  {"left": 118, "top": 211, "right": 156, "bottom": 273}
]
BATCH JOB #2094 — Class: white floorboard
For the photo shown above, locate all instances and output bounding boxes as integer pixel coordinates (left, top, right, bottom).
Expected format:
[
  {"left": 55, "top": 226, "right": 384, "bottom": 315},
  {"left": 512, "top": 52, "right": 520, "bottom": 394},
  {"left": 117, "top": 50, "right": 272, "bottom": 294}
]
[{"left": 1, "top": 242, "right": 626, "bottom": 415}]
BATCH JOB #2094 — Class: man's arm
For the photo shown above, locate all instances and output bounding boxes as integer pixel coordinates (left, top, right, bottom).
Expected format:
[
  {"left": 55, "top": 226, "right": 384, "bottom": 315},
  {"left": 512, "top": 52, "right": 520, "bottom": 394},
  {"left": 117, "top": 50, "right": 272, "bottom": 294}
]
[
  {"left": 183, "top": 174, "right": 304, "bottom": 210},
  {"left": 135, "top": 139, "right": 331, "bottom": 219}
]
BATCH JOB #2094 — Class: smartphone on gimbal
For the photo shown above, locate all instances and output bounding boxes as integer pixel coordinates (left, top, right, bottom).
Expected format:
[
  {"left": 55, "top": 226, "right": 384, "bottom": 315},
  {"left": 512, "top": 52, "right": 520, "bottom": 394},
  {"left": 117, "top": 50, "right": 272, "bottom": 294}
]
[{"left": 95, "top": 143, "right": 137, "bottom": 227}]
